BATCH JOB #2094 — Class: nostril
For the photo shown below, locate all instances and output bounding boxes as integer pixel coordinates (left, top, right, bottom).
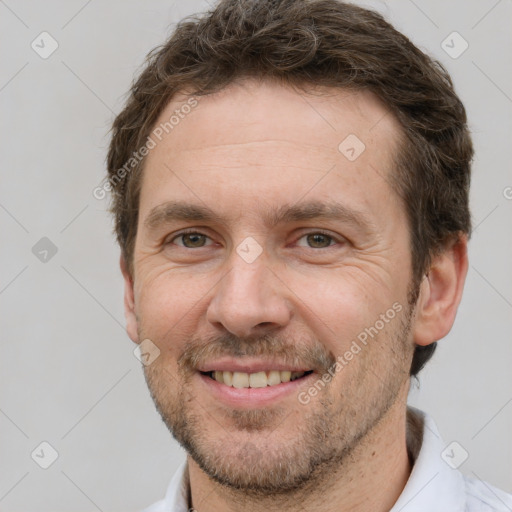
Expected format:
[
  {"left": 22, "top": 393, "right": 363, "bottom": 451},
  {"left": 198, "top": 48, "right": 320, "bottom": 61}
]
[{"left": 256, "top": 322, "right": 274, "bottom": 329}]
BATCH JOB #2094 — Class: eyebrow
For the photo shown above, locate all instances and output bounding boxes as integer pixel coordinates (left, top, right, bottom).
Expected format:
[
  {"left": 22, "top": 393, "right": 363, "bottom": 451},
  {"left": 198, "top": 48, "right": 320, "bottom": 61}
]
[{"left": 144, "top": 199, "right": 376, "bottom": 233}]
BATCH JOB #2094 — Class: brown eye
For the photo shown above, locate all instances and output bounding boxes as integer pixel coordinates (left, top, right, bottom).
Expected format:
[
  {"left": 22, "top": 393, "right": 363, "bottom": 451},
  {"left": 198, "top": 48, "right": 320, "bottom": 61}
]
[
  {"left": 303, "top": 233, "right": 335, "bottom": 248},
  {"left": 172, "top": 232, "right": 211, "bottom": 248}
]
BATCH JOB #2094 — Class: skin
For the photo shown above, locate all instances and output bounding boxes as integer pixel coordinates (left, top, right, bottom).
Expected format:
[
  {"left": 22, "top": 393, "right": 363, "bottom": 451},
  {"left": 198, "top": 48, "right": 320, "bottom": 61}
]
[{"left": 121, "top": 79, "right": 468, "bottom": 512}]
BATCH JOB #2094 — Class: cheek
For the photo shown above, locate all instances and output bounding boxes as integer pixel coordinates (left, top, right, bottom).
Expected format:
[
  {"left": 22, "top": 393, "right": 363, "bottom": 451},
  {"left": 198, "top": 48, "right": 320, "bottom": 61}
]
[
  {"left": 135, "top": 270, "right": 207, "bottom": 345},
  {"left": 288, "top": 268, "right": 400, "bottom": 354}
]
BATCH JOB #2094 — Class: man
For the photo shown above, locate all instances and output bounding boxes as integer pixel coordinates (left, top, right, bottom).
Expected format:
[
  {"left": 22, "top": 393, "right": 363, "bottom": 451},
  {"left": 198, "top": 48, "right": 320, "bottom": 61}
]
[{"left": 106, "top": 0, "right": 512, "bottom": 510}]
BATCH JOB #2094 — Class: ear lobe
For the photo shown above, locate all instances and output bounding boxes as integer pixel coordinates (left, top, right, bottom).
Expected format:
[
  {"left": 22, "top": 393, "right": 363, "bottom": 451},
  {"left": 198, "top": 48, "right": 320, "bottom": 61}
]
[
  {"left": 412, "top": 235, "right": 469, "bottom": 347},
  {"left": 120, "top": 255, "right": 139, "bottom": 344}
]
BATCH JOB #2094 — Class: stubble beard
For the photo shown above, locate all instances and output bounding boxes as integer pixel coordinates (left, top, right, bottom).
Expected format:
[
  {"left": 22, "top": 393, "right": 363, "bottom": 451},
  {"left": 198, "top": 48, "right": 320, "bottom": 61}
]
[{"left": 142, "top": 302, "right": 415, "bottom": 498}]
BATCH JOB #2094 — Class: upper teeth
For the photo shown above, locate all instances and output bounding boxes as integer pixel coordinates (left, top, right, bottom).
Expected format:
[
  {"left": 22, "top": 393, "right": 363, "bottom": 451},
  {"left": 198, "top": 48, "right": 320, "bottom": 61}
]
[{"left": 212, "top": 370, "right": 307, "bottom": 388}]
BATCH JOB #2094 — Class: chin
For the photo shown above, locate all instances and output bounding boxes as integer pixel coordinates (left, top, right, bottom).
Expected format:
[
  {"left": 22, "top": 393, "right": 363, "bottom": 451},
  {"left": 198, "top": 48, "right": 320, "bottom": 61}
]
[{"left": 189, "top": 437, "right": 323, "bottom": 495}]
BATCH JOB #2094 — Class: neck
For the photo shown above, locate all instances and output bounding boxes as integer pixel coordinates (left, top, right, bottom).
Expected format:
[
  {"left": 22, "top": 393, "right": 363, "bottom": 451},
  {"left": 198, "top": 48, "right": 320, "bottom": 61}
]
[{"left": 188, "top": 396, "right": 415, "bottom": 512}]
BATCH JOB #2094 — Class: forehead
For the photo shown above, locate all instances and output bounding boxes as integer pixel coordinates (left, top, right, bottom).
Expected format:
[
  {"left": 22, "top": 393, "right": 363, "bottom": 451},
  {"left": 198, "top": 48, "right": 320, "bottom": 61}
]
[
  {"left": 150, "top": 80, "right": 399, "bottom": 156},
  {"left": 139, "top": 80, "right": 403, "bottom": 227}
]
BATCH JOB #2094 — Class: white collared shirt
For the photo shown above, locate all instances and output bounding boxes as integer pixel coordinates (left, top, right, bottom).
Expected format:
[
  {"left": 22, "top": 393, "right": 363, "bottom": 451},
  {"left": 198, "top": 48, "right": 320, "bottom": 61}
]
[{"left": 142, "top": 407, "right": 512, "bottom": 511}]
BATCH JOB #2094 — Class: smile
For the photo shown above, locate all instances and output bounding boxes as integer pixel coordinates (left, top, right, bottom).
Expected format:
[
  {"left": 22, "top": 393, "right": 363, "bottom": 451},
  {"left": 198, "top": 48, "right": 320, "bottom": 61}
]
[{"left": 201, "top": 370, "right": 314, "bottom": 388}]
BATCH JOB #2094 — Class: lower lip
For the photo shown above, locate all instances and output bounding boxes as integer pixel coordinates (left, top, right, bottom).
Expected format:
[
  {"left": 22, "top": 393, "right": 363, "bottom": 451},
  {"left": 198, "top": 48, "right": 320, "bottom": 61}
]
[{"left": 197, "top": 372, "right": 316, "bottom": 408}]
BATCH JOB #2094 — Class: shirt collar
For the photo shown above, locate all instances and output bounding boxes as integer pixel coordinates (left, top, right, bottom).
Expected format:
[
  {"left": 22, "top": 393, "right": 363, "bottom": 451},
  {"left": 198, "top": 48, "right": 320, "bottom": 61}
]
[
  {"left": 161, "top": 456, "right": 189, "bottom": 512},
  {"left": 159, "top": 406, "right": 466, "bottom": 512},
  {"left": 390, "top": 406, "right": 466, "bottom": 512}
]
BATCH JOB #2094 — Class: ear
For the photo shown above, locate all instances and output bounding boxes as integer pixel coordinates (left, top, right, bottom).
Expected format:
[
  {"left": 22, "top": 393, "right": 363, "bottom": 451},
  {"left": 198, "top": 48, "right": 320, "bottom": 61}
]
[
  {"left": 413, "top": 234, "right": 468, "bottom": 346},
  {"left": 120, "top": 255, "right": 139, "bottom": 344}
]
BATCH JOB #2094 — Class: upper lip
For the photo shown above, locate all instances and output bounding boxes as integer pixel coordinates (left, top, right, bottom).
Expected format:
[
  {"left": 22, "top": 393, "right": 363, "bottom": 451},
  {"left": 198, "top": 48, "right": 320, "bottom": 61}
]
[{"left": 197, "top": 358, "right": 313, "bottom": 374}]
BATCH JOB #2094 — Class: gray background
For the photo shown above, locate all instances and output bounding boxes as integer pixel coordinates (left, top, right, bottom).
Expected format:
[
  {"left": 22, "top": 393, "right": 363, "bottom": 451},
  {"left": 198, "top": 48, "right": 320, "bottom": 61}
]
[{"left": 1, "top": 0, "right": 511, "bottom": 510}]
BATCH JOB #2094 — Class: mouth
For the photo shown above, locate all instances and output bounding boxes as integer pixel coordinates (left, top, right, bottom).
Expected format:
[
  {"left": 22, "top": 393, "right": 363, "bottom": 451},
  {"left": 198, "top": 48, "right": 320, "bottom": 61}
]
[
  {"left": 200, "top": 369, "right": 314, "bottom": 388},
  {"left": 196, "top": 358, "right": 318, "bottom": 407}
]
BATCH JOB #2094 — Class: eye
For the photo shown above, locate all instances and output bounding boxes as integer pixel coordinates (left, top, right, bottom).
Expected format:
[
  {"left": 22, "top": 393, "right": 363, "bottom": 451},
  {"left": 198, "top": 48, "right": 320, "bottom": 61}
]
[
  {"left": 166, "top": 230, "right": 343, "bottom": 251},
  {"left": 296, "top": 232, "right": 339, "bottom": 249},
  {"left": 169, "top": 230, "right": 213, "bottom": 248}
]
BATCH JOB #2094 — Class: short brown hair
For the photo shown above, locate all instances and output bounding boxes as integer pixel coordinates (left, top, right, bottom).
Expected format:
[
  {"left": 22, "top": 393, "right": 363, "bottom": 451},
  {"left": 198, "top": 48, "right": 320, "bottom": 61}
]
[{"left": 107, "top": 0, "right": 473, "bottom": 376}]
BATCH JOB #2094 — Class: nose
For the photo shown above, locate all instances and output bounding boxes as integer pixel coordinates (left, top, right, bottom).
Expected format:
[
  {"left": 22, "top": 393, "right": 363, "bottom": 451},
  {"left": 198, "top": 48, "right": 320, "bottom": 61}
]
[{"left": 206, "top": 254, "right": 292, "bottom": 338}]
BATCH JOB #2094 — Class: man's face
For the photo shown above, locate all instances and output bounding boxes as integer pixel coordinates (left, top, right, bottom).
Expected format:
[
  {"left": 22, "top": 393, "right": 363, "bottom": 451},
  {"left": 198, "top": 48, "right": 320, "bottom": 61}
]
[{"left": 126, "top": 80, "right": 417, "bottom": 493}]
